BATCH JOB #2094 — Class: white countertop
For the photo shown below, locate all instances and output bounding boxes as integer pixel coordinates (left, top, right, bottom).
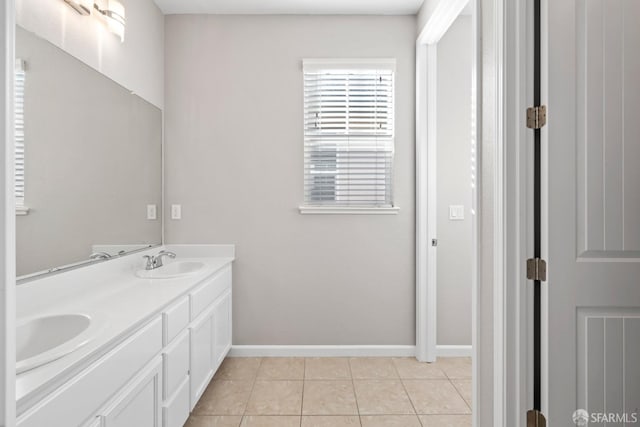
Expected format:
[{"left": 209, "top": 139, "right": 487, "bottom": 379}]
[{"left": 16, "top": 244, "right": 234, "bottom": 414}]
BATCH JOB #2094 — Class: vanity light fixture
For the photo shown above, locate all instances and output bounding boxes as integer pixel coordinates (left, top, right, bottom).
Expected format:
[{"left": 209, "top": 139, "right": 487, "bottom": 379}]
[
  {"left": 63, "top": 0, "right": 93, "bottom": 15},
  {"left": 94, "top": 0, "right": 126, "bottom": 42}
]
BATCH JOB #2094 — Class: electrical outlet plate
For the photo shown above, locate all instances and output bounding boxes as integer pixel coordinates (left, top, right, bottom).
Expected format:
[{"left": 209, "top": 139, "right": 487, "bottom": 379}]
[
  {"left": 146, "top": 204, "right": 157, "bottom": 220},
  {"left": 171, "top": 204, "right": 182, "bottom": 220}
]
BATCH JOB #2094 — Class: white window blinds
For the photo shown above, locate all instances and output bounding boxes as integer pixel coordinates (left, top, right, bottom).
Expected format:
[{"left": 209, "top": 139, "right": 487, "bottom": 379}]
[
  {"left": 15, "top": 59, "right": 25, "bottom": 208},
  {"left": 303, "top": 59, "right": 395, "bottom": 208}
]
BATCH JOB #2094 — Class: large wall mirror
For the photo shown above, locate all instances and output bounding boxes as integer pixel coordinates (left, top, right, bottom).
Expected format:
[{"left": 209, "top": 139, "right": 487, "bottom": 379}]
[{"left": 15, "top": 26, "right": 163, "bottom": 279}]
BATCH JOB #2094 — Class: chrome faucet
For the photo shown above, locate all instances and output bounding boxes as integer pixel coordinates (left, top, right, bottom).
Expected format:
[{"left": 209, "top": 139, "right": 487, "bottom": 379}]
[
  {"left": 155, "top": 250, "right": 176, "bottom": 268},
  {"left": 90, "top": 252, "right": 112, "bottom": 260},
  {"left": 142, "top": 250, "right": 177, "bottom": 270}
]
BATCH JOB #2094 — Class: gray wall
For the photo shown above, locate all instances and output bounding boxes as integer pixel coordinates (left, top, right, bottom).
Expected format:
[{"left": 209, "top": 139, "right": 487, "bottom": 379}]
[
  {"left": 164, "top": 15, "right": 416, "bottom": 345},
  {"left": 436, "top": 16, "right": 472, "bottom": 346},
  {"left": 16, "top": 27, "right": 163, "bottom": 276}
]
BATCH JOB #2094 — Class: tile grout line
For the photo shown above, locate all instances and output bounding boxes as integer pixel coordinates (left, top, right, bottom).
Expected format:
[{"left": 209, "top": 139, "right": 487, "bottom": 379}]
[
  {"left": 300, "top": 358, "right": 305, "bottom": 427},
  {"left": 347, "top": 357, "right": 364, "bottom": 427},
  {"left": 392, "top": 357, "right": 424, "bottom": 426},
  {"left": 442, "top": 359, "right": 473, "bottom": 416},
  {"left": 450, "top": 378, "right": 472, "bottom": 412},
  {"left": 445, "top": 359, "right": 473, "bottom": 413},
  {"left": 241, "top": 357, "right": 264, "bottom": 424}
]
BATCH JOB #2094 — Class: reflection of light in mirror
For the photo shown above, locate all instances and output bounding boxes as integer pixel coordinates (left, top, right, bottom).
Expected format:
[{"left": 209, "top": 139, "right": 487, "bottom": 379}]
[
  {"left": 96, "top": 18, "right": 105, "bottom": 70},
  {"left": 60, "top": 2, "right": 68, "bottom": 47},
  {"left": 61, "top": 0, "right": 127, "bottom": 43},
  {"left": 107, "top": 0, "right": 126, "bottom": 42},
  {"left": 94, "top": 0, "right": 126, "bottom": 42},
  {"left": 63, "top": 0, "right": 92, "bottom": 15}
]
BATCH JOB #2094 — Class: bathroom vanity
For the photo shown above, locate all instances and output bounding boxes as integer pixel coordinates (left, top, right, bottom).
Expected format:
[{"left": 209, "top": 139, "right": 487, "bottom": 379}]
[
  {"left": 16, "top": 245, "right": 234, "bottom": 427},
  {"left": 13, "top": 21, "right": 234, "bottom": 427},
  {"left": 11, "top": 23, "right": 218, "bottom": 427}
]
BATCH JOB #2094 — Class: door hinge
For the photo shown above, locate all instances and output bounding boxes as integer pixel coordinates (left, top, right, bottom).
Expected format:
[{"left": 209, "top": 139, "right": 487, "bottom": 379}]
[
  {"left": 527, "top": 410, "right": 547, "bottom": 427},
  {"left": 527, "top": 258, "right": 547, "bottom": 281},
  {"left": 526, "top": 105, "right": 547, "bottom": 129},
  {"left": 432, "top": 239, "right": 438, "bottom": 247}
]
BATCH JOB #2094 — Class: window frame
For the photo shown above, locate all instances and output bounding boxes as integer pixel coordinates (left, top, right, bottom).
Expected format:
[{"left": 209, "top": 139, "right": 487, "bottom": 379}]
[{"left": 299, "top": 58, "right": 399, "bottom": 215}]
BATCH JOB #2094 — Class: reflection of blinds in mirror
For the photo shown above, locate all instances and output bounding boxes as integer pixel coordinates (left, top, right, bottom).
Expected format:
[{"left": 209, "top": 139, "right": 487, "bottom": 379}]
[
  {"left": 303, "top": 59, "right": 395, "bottom": 207},
  {"left": 15, "top": 59, "right": 25, "bottom": 208}
]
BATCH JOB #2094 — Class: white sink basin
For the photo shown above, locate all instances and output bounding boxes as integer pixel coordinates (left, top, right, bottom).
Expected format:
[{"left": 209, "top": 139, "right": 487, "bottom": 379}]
[
  {"left": 17, "top": 314, "right": 95, "bottom": 374},
  {"left": 136, "top": 261, "right": 205, "bottom": 279}
]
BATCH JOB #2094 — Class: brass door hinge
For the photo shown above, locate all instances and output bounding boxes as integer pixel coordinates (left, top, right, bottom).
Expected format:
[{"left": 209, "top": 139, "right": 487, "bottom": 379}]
[
  {"left": 527, "top": 258, "right": 547, "bottom": 281},
  {"left": 526, "top": 105, "right": 547, "bottom": 129},
  {"left": 527, "top": 410, "right": 547, "bottom": 427}
]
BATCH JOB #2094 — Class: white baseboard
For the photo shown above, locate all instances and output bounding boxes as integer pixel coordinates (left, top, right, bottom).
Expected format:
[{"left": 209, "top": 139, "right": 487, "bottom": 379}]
[
  {"left": 229, "top": 344, "right": 473, "bottom": 358},
  {"left": 436, "top": 345, "right": 473, "bottom": 357},
  {"left": 229, "top": 345, "right": 416, "bottom": 357}
]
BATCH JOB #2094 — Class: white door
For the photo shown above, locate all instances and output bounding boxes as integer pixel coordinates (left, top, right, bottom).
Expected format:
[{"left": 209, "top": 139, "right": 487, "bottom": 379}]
[{"left": 547, "top": 0, "right": 640, "bottom": 424}]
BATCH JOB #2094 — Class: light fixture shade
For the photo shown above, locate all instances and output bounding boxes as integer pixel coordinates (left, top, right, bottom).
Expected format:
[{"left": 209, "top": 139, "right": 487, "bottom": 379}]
[
  {"left": 94, "top": 0, "right": 126, "bottom": 42},
  {"left": 107, "top": 0, "right": 126, "bottom": 42},
  {"left": 63, "top": 0, "right": 93, "bottom": 15}
]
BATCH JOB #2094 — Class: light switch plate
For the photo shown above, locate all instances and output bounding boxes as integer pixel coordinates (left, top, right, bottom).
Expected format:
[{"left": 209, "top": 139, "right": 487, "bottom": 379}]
[
  {"left": 146, "top": 204, "right": 157, "bottom": 220},
  {"left": 171, "top": 204, "right": 182, "bottom": 220},
  {"left": 449, "top": 205, "right": 465, "bottom": 220}
]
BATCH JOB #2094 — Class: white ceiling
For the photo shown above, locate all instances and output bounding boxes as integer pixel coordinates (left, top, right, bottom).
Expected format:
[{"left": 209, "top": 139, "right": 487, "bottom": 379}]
[{"left": 153, "top": 0, "right": 426, "bottom": 15}]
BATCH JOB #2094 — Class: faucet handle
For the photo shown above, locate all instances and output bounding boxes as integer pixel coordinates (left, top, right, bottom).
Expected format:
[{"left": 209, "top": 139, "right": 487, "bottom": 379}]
[{"left": 142, "top": 255, "right": 154, "bottom": 270}]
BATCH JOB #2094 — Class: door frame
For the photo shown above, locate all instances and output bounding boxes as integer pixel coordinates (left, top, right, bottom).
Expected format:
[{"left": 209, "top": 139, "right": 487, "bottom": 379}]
[
  {"left": 415, "top": 0, "right": 524, "bottom": 425},
  {"left": 415, "top": 0, "right": 476, "bottom": 363},
  {"left": 503, "top": 0, "right": 543, "bottom": 425},
  {"left": 415, "top": 0, "right": 482, "bottom": 425},
  {"left": 1, "top": 0, "right": 16, "bottom": 426}
]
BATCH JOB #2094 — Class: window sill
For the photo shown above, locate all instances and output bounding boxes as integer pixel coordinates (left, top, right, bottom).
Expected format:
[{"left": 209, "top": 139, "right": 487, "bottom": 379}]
[
  {"left": 16, "top": 206, "right": 30, "bottom": 216},
  {"left": 298, "top": 206, "right": 400, "bottom": 215}
]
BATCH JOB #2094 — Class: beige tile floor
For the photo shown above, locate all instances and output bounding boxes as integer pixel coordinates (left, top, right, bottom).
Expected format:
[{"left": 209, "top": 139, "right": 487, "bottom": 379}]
[{"left": 186, "top": 357, "right": 472, "bottom": 427}]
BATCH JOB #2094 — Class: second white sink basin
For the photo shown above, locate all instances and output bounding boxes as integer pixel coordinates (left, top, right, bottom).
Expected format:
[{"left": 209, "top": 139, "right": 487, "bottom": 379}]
[
  {"left": 136, "top": 261, "right": 205, "bottom": 279},
  {"left": 17, "top": 313, "right": 96, "bottom": 374}
]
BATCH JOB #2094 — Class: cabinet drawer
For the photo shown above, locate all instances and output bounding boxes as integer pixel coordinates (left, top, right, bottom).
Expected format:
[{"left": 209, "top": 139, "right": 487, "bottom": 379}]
[
  {"left": 17, "top": 317, "right": 163, "bottom": 427},
  {"left": 162, "top": 377, "right": 189, "bottom": 427},
  {"left": 190, "top": 266, "right": 231, "bottom": 321},
  {"left": 163, "top": 296, "right": 189, "bottom": 345},
  {"left": 162, "top": 329, "right": 189, "bottom": 400}
]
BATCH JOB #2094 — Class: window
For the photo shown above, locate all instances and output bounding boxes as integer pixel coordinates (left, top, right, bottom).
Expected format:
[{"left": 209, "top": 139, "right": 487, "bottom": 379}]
[
  {"left": 301, "top": 59, "right": 398, "bottom": 214},
  {"left": 15, "top": 59, "right": 27, "bottom": 215}
]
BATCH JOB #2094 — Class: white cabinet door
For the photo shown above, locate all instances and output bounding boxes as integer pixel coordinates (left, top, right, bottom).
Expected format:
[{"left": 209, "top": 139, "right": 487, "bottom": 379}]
[
  {"left": 17, "top": 318, "right": 163, "bottom": 427},
  {"left": 102, "top": 358, "right": 162, "bottom": 427},
  {"left": 162, "top": 377, "right": 190, "bottom": 427},
  {"left": 213, "top": 290, "right": 232, "bottom": 368},
  {"left": 189, "top": 309, "right": 215, "bottom": 410}
]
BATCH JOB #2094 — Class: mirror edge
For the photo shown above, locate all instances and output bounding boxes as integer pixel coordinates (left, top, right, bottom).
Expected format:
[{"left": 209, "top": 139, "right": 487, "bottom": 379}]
[{"left": 16, "top": 243, "right": 162, "bottom": 285}]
